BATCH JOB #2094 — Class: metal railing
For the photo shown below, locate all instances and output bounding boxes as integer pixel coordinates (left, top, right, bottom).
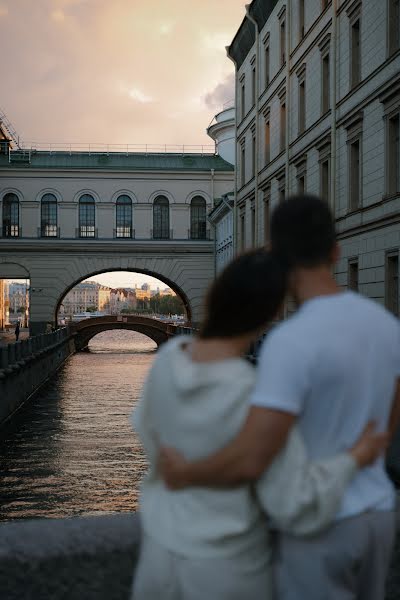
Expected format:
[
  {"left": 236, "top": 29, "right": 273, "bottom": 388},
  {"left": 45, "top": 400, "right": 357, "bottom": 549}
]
[
  {"left": 2, "top": 225, "right": 20, "bottom": 238},
  {"left": 9, "top": 142, "right": 216, "bottom": 156},
  {"left": 150, "top": 229, "right": 173, "bottom": 240},
  {"left": 187, "top": 229, "right": 211, "bottom": 240},
  {"left": 0, "top": 107, "right": 21, "bottom": 149},
  {"left": 37, "top": 226, "right": 60, "bottom": 238},
  {"left": 113, "top": 228, "right": 136, "bottom": 239},
  {"left": 75, "top": 227, "right": 98, "bottom": 239},
  {"left": 0, "top": 327, "right": 70, "bottom": 371}
]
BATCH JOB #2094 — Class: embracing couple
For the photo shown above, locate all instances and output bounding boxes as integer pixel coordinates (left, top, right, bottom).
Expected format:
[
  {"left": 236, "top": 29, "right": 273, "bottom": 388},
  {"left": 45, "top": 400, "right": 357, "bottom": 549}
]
[{"left": 131, "top": 195, "right": 400, "bottom": 600}]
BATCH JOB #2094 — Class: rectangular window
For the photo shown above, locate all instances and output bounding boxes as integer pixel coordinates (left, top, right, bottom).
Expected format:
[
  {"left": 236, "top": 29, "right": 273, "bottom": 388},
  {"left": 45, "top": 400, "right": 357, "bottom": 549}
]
[
  {"left": 299, "top": 0, "right": 305, "bottom": 40},
  {"left": 241, "top": 145, "right": 246, "bottom": 187},
  {"left": 264, "top": 195, "right": 270, "bottom": 244},
  {"left": 299, "top": 80, "right": 306, "bottom": 134},
  {"left": 251, "top": 66, "right": 256, "bottom": 106},
  {"left": 388, "top": 113, "right": 400, "bottom": 194},
  {"left": 388, "top": 0, "right": 400, "bottom": 55},
  {"left": 251, "top": 134, "right": 256, "bottom": 178},
  {"left": 321, "top": 158, "right": 330, "bottom": 203},
  {"left": 251, "top": 206, "right": 256, "bottom": 247},
  {"left": 351, "top": 19, "right": 361, "bottom": 88},
  {"left": 349, "top": 138, "right": 361, "bottom": 209},
  {"left": 348, "top": 260, "right": 359, "bottom": 291},
  {"left": 280, "top": 18, "right": 286, "bottom": 66},
  {"left": 241, "top": 82, "right": 245, "bottom": 120},
  {"left": 240, "top": 213, "right": 246, "bottom": 251},
  {"left": 386, "top": 252, "right": 399, "bottom": 315},
  {"left": 280, "top": 102, "right": 286, "bottom": 152},
  {"left": 265, "top": 117, "right": 270, "bottom": 164},
  {"left": 264, "top": 43, "right": 270, "bottom": 88},
  {"left": 298, "top": 174, "right": 305, "bottom": 194},
  {"left": 279, "top": 181, "right": 286, "bottom": 203},
  {"left": 322, "top": 53, "right": 330, "bottom": 113}
]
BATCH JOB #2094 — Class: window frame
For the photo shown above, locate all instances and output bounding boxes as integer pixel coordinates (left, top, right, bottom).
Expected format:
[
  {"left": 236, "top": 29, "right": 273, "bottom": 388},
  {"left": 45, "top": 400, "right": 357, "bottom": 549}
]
[
  {"left": 78, "top": 194, "right": 96, "bottom": 238},
  {"left": 153, "top": 195, "right": 170, "bottom": 240},
  {"left": 40, "top": 193, "right": 58, "bottom": 238},
  {"left": 2, "top": 193, "right": 20, "bottom": 238},
  {"left": 116, "top": 194, "right": 133, "bottom": 238},
  {"left": 190, "top": 196, "right": 207, "bottom": 240}
]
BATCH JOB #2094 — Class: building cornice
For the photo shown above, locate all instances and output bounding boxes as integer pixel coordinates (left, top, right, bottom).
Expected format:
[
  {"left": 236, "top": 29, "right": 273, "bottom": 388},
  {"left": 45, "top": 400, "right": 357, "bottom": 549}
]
[{"left": 0, "top": 239, "right": 214, "bottom": 255}]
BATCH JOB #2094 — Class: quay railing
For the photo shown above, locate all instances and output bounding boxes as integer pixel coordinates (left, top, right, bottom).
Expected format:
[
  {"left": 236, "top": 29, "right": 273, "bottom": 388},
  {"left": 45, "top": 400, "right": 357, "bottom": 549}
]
[
  {"left": 8, "top": 142, "right": 216, "bottom": 158},
  {"left": 0, "top": 327, "right": 70, "bottom": 372}
]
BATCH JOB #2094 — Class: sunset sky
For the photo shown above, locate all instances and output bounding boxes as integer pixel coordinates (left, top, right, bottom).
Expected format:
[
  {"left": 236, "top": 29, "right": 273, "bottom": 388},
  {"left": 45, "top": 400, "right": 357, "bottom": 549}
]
[{"left": 0, "top": 0, "right": 246, "bottom": 147}]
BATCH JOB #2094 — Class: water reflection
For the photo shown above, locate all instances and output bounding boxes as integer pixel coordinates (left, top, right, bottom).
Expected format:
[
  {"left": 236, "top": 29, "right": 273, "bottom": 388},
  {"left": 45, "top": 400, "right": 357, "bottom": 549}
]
[{"left": 0, "top": 330, "right": 155, "bottom": 521}]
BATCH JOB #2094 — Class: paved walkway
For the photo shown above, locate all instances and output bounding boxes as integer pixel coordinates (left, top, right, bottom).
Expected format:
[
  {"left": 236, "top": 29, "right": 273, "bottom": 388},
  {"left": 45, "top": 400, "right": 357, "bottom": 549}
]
[{"left": 0, "top": 329, "right": 29, "bottom": 346}]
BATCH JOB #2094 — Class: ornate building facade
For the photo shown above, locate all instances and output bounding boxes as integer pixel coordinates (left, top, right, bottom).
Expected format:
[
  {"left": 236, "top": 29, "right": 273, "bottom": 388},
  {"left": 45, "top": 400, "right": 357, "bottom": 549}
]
[{"left": 228, "top": 0, "right": 399, "bottom": 314}]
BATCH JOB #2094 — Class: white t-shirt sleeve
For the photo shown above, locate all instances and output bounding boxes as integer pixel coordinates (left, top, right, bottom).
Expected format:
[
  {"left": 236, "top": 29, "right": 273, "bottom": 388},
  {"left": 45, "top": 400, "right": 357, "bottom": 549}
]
[
  {"left": 250, "top": 329, "right": 311, "bottom": 415},
  {"left": 396, "top": 324, "right": 400, "bottom": 376}
]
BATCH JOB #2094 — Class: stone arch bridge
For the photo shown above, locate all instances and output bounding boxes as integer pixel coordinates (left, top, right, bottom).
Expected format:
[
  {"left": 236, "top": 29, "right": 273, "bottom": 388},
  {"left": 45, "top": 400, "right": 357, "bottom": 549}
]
[
  {"left": 0, "top": 239, "right": 214, "bottom": 335},
  {"left": 72, "top": 315, "right": 184, "bottom": 350}
]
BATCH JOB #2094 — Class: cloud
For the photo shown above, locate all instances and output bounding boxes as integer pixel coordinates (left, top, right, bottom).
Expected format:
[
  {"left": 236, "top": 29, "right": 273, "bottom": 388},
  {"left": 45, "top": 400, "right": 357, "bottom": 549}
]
[
  {"left": 0, "top": 4, "right": 8, "bottom": 17},
  {"left": 0, "top": 0, "right": 245, "bottom": 145},
  {"left": 200, "top": 31, "right": 231, "bottom": 54},
  {"left": 128, "top": 88, "right": 154, "bottom": 104},
  {"left": 51, "top": 9, "right": 65, "bottom": 22},
  {"left": 158, "top": 21, "right": 174, "bottom": 36},
  {"left": 203, "top": 73, "right": 235, "bottom": 110}
]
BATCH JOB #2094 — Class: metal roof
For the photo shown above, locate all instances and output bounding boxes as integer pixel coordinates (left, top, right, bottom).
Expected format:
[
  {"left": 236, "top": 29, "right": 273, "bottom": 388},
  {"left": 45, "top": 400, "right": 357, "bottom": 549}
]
[
  {"left": 228, "top": 0, "right": 279, "bottom": 69},
  {"left": 0, "top": 151, "right": 234, "bottom": 172}
]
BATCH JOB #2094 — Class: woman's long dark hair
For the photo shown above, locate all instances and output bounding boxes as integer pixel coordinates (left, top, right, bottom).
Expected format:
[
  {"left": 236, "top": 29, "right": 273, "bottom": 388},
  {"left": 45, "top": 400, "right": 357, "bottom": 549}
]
[{"left": 199, "top": 249, "right": 287, "bottom": 339}]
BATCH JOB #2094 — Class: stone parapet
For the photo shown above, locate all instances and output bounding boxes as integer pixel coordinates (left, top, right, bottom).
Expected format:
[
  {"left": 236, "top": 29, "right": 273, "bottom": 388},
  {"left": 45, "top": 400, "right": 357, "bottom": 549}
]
[
  {"left": 0, "top": 327, "right": 75, "bottom": 425},
  {"left": 0, "top": 514, "right": 140, "bottom": 600}
]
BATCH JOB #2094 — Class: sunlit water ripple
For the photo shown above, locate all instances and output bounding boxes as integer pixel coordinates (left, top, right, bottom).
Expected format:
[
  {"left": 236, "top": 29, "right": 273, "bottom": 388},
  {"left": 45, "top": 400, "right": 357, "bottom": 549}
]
[{"left": 0, "top": 330, "right": 155, "bottom": 521}]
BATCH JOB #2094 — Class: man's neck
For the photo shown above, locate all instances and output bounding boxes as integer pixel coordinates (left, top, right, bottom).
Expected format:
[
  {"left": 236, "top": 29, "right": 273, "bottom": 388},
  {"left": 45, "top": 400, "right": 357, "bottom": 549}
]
[{"left": 291, "top": 266, "right": 342, "bottom": 306}]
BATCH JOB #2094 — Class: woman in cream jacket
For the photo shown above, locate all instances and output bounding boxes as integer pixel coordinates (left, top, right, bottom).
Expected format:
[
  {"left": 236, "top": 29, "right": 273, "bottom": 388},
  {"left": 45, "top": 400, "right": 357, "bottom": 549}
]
[{"left": 131, "top": 250, "right": 387, "bottom": 600}]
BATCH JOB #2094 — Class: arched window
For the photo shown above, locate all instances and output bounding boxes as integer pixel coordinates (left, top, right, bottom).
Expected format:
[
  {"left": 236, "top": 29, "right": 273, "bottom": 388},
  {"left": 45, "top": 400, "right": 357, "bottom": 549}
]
[
  {"left": 153, "top": 195, "right": 170, "bottom": 239},
  {"left": 79, "top": 194, "right": 95, "bottom": 238},
  {"left": 41, "top": 193, "right": 58, "bottom": 237},
  {"left": 116, "top": 195, "right": 132, "bottom": 238},
  {"left": 2, "top": 193, "right": 19, "bottom": 237},
  {"left": 190, "top": 196, "right": 207, "bottom": 239}
]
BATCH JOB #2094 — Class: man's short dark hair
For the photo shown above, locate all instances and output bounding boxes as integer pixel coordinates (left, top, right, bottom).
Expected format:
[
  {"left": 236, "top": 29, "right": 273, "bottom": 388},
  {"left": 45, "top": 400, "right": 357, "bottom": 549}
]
[{"left": 270, "top": 194, "right": 336, "bottom": 268}]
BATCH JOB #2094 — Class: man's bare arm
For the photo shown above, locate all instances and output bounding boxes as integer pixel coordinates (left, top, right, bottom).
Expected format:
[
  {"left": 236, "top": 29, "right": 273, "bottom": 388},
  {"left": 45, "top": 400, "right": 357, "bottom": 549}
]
[
  {"left": 160, "top": 406, "right": 295, "bottom": 489},
  {"left": 388, "top": 379, "right": 400, "bottom": 439}
]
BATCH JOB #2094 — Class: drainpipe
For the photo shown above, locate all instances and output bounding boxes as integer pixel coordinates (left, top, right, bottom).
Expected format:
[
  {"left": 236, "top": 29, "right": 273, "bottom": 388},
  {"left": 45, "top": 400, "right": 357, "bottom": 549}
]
[
  {"left": 245, "top": 5, "right": 260, "bottom": 246},
  {"left": 330, "top": 0, "right": 338, "bottom": 217},
  {"left": 285, "top": 1, "right": 291, "bottom": 196},
  {"left": 210, "top": 168, "right": 215, "bottom": 207},
  {"left": 207, "top": 213, "right": 217, "bottom": 278},
  {"left": 225, "top": 46, "right": 238, "bottom": 255}
]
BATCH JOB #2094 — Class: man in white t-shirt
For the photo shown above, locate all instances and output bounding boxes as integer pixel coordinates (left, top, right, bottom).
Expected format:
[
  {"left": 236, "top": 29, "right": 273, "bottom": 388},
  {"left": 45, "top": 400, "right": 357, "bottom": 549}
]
[{"left": 161, "top": 195, "right": 400, "bottom": 600}]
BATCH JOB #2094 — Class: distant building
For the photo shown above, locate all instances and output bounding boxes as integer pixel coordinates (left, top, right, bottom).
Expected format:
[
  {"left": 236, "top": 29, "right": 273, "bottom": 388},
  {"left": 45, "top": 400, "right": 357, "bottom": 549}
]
[
  {"left": 109, "top": 288, "right": 137, "bottom": 314},
  {"left": 62, "top": 283, "right": 111, "bottom": 315},
  {"left": 135, "top": 288, "right": 152, "bottom": 302}
]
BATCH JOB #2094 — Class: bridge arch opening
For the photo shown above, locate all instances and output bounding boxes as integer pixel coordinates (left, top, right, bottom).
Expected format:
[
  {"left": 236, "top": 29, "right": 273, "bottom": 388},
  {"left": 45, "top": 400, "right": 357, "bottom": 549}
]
[
  {"left": 55, "top": 268, "right": 191, "bottom": 326},
  {"left": 88, "top": 330, "right": 157, "bottom": 354}
]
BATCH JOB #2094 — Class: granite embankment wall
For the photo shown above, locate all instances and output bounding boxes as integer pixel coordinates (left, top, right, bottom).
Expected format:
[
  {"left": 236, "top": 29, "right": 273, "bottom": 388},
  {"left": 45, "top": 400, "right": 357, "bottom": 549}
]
[
  {"left": 0, "top": 511, "right": 399, "bottom": 600},
  {"left": 0, "top": 328, "right": 75, "bottom": 425}
]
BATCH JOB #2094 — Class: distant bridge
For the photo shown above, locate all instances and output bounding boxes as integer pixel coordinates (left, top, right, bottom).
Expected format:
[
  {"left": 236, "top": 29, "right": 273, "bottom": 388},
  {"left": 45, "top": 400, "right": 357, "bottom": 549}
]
[{"left": 71, "top": 315, "right": 190, "bottom": 350}]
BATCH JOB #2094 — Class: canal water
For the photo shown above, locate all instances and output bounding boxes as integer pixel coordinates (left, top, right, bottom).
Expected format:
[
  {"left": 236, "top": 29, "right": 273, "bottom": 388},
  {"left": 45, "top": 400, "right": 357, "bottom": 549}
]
[{"left": 0, "top": 331, "right": 156, "bottom": 522}]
